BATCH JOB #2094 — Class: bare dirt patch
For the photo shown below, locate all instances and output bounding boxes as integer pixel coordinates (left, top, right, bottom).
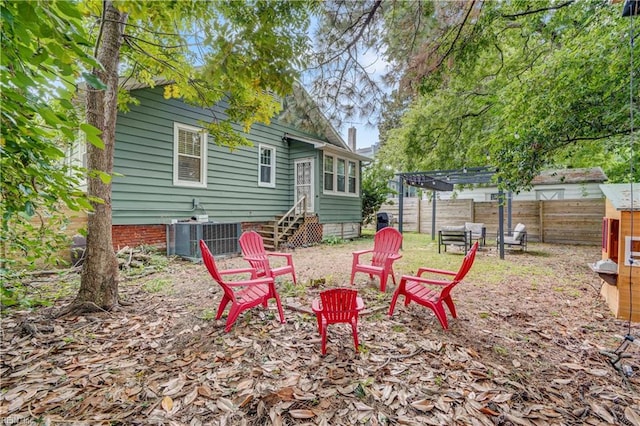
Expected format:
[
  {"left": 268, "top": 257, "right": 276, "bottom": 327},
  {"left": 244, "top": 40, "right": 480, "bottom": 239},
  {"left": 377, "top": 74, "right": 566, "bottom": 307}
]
[{"left": 1, "top": 234, "right": 639, "bottom": 425}]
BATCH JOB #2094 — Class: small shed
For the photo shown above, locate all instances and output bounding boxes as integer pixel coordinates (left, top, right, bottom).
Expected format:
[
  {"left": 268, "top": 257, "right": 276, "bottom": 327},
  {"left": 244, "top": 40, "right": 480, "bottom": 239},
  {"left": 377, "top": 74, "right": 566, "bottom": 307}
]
[{"left": 593, "top": 183, "right": 640, "bottom": 322}]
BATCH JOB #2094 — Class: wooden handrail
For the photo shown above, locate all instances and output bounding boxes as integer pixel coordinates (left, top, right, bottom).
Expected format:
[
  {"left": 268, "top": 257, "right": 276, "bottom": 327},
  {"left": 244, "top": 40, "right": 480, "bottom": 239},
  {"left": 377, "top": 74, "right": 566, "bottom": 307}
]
[{"left": 274, "top": 196, "right": 306, "bottom": 249}]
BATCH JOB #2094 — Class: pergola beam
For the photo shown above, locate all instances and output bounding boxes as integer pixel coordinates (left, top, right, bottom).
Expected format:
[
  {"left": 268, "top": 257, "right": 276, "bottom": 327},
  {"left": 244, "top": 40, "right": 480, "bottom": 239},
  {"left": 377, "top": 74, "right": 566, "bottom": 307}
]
[{"left": 395, "top": 167, "right": 510, "bottom": 259}]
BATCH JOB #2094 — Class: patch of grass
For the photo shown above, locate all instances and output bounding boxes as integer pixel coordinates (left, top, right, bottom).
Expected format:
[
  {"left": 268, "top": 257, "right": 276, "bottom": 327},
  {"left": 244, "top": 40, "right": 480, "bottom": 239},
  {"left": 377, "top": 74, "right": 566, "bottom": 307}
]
[
  {"left": 358, "top": 344, "right": 370, "bottom": 356},
  {"left": 199, "top": 309, "right": 217, "bottom": 321},
  {"left": 368, "top": 312, "right": 385, "bottom": 322},
  {"left": 508, "top": 370, "right": 530, "bottom": 383},
  {"left": 280, "top": 280, "right": 307, "bottom": 298},
  {"left": 567, "top": 289, "right": 581, "bottom": 298},
  {"left": 142, "top": 278, "right": 173, "bottom": 294},
  {"left": 478, "top": 312, "right": 490, "bottom": 319},
  {"left": 493, "top": 345, "right": 509, "bottom": 356},
  {"left": 395, "top": 232, "right": 559, "bottom": 287},
  {"left": 391, "top": 324, "right": 404, "bottom": 332},
  {"left": 322, "top": 236, "right": 344, "bottom": 246}
]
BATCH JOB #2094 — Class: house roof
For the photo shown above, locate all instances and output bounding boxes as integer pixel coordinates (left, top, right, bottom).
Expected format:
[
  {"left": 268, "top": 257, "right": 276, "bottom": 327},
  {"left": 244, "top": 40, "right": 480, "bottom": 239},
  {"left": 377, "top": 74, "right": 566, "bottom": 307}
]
[
  {"left": 284, "top": 133, "right": 371, "bottom": 162},
  {"left": 599, "top": 183, "right": 640, "bottom": 211},
  {"left": 531, "top": 167, "right": 607, "bottom": 185},
  {"left": 116, "top": 77, "right": 351, "bottom": 152}
]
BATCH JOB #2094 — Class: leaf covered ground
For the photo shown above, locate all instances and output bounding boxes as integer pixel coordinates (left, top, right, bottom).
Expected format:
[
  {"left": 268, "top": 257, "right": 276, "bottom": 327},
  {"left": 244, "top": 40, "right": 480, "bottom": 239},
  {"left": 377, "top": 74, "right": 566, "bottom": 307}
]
[{"left": 1, "top": 232, "right": 639, "bottom": 425}]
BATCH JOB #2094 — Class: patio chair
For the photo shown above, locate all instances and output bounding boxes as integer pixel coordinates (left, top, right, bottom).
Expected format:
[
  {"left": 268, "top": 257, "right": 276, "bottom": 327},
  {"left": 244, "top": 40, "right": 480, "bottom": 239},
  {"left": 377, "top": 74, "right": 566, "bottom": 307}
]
[
  {"left": 239, "top": 231, "right": 297, "bottom": 284},
  {"left": 497, "top": 223, "right": 527, "bottom": 251},
  {"left": 465, "top": 222, "right": 486, "bottom": 246},
  {"left": 199, "top": 240, "right": 285, "bottom": 332},
  {"left": 388, "top": 242, "right": 479, "bottom": 330},
  {"left": 312, "top": 288, "right": 364, "bottom": 355},
  {"left": 350, "top": 227, "right": 403, "bottom": 292},
  {"left": 438, "top": 226, "right": 472, "bottom": 253}
]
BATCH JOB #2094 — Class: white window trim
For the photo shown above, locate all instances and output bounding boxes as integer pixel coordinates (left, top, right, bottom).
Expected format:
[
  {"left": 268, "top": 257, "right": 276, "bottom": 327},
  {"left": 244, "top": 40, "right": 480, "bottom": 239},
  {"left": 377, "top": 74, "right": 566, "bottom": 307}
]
[
  {"left": 173, "top": 122, "right": 207, "bottom": 188},
  {"left": 258, "top": 144, "right": 276, "bottom": 188},
  {"left": 323, "top": 153, "right": 359, "bottom": 197}
]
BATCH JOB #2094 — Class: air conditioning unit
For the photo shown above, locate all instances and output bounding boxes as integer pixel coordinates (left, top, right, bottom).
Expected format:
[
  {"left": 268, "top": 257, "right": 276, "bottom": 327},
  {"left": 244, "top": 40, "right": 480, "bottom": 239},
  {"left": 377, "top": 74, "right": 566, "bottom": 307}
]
[{"left": 167, "top": 222, "right": 241, "bottom": 260}]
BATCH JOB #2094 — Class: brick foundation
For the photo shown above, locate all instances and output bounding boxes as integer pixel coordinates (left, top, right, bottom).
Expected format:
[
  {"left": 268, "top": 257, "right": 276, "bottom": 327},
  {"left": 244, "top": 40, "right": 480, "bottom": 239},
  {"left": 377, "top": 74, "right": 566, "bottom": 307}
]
[{"left": 112, "top": 225, "right": 166, "bottom": 251}]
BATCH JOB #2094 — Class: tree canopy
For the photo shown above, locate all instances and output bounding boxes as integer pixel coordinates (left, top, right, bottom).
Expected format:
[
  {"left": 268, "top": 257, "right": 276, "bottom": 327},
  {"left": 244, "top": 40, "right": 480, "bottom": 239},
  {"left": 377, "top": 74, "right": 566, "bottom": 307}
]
[
  {"left": 1, "top": 0, "right": 100, "bottom": 304},
  {"left": 311, "top": 0, "right": 639, "bottom": 190}
]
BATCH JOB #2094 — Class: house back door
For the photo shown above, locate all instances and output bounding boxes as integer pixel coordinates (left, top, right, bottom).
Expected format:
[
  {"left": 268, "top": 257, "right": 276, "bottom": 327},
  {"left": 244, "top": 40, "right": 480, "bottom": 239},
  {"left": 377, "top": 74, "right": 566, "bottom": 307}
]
[{"left": 295, "top": 158, "right": 314, "bottom": 213}]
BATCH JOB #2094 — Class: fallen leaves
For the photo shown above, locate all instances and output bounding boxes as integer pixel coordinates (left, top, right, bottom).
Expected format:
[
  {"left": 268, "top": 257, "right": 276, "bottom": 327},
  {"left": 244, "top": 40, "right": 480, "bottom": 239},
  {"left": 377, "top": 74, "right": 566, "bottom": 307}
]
[{"left": 1, "top": 242, "right": 639, "bottom": 425}]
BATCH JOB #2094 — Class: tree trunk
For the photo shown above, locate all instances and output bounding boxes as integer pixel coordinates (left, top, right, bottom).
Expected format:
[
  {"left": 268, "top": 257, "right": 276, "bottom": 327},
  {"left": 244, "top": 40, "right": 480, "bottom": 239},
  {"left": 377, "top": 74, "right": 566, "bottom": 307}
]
[{"left": 68, "top": 2, "right": 127, "bottom": 313}]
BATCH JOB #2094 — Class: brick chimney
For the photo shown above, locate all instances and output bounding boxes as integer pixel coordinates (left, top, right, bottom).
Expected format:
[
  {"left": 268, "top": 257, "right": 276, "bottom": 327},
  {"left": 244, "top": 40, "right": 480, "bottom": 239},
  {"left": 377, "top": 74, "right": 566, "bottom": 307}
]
[{"left": 348, "top": 127, "right": 356, "bottom": 151}]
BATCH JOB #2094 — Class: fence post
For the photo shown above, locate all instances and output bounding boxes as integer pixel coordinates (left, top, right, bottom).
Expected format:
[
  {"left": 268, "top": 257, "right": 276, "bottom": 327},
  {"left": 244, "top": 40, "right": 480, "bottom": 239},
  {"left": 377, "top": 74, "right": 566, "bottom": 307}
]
[
  {"left": 539, "top": 201, "right": 544, "bottom": 243},
  {"left": 417, "top": 195, "right": 422, "bottom": 233},
  {"left": 431, "top": 191, "right": 437, "bottom": 241}
]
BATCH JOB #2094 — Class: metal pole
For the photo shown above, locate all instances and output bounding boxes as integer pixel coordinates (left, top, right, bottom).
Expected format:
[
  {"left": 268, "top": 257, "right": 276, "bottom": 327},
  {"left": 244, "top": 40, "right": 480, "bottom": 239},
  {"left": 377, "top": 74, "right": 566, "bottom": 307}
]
[
  {"left": 431, "top": 190, "right": 437, "bottom": 241},
  {"left": 398, "top": 176, "right": 404, "bottom": 235},
  {"left": 507, "top": 191, "right": 512, "bottom": 231},
  {"left": 499, "top": 188, "right": 505, "bottom": 260}
]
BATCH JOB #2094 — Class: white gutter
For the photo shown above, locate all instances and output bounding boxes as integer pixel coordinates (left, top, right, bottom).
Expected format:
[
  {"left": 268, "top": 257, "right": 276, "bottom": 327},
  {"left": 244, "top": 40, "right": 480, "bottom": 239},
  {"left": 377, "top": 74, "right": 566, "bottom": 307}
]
[{"left": 284, "top": 133, "right": 371, "bottom": 162}]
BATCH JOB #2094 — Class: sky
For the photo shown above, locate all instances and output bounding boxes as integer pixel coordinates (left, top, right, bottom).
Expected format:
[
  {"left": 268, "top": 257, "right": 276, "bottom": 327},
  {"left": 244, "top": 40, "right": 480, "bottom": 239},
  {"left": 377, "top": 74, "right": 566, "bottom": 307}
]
[{"left": 341, "top": 123, "right": 379, "bottom": 150}]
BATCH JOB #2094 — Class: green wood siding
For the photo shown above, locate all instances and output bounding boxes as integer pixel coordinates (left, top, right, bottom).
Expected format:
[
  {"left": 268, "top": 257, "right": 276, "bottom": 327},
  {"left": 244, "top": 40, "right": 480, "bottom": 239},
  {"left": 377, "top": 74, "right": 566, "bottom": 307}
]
[
  {"left": 112, "top": 86, "right": 362, "bottom": 226},
  {"left": 317, "top": 155, "right": 362, "bottom": 223}
]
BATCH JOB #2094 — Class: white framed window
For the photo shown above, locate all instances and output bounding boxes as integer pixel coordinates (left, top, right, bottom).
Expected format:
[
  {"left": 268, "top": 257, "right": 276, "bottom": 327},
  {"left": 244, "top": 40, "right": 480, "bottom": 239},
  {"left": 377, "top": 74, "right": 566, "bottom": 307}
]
[
  {"left": 323, "top": 153, "right": 359, "bottom": 196},
  {"left": 625, "top": 236, "right": 640, "bottom": 267},
  {"left": 536, "top": 189, "right": 564, "bottom": 200},
  {"left": 173, "top": 123, "right": 207, "bottom": 188},
  {"left": 258, "top": 144, "right": 276, "bottom": 187},
  {"left": 324, "top": 155, "right": 334, "bottom": 191},
  {"left": 337, "top": 159, "right": 346, "bottom": 192},
  {"left": 348, "top": 161, "right": 357, "bottom": 194},
  {"left": 66, "top": 136, "right": 87, "bottom": 190}
]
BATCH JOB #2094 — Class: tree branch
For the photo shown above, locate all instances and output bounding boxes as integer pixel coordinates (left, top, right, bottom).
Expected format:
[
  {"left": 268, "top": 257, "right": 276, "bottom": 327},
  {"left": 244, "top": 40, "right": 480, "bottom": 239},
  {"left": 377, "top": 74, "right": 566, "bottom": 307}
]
[
  {"left": 315, "top": 0, "right": 382, "bottom": 67},
  {"left": 501, "top": 0, "right": 574, "bottom": 19},
  {"left": 541, "top": 130, "right": 630, "bottom": 155},
  {"left": 123, "top": 34, "right": 186, "bottom": 49},
  {"left": 434, "top": 0, "right": 479, "bottom": 71}
]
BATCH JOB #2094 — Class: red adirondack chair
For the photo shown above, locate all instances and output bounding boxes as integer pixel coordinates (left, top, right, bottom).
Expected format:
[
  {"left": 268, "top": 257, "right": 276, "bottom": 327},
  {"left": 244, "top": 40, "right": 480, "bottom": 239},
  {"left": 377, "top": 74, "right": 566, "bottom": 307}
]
[
  {"left": 311, "top": 288, "right": 364, "bottom": 355},
  {"left": 239, "top": 231, "right": 297, "bottom": 285},
  {"left": 199, "top": 240, "right": 285, "bottom": 332},
  {"left": 350, "top": 227, "right": 403, "bottom": 292},
  {"left": 388, "top": 241, "right": 479, "bottom": 330}
]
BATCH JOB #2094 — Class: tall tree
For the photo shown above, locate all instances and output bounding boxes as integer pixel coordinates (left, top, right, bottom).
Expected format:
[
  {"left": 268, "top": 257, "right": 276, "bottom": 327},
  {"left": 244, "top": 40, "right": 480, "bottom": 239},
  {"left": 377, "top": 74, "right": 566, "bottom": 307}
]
[
  {"left": 0, "top": 0, "right": 313, "bottom": 314},
  {"left": 65, "top": 0, "right": 315, "bottom": 314},
  {"left": 74, "top": 1, "right": 126, "bottom": 312}
]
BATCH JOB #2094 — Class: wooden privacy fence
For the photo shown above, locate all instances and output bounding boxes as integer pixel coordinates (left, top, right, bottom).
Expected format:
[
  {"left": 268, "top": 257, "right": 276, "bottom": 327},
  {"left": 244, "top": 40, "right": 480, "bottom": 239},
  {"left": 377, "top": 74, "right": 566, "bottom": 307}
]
[{"left": 379, "top": 198, "right": 605, "bottom": 245}]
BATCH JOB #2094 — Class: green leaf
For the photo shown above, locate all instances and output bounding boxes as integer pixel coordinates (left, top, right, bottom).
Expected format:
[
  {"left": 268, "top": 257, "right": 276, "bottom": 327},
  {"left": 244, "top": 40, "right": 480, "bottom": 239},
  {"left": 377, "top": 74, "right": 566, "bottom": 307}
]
[
  {"left": 97, "top": 171, "right": 112, "bottom": 184},
  {"left": 80, "top": 123, "right": 104, "bottom": 149},
  {"left": 82, "top": 72, "right": 107, "bottom": 90}
]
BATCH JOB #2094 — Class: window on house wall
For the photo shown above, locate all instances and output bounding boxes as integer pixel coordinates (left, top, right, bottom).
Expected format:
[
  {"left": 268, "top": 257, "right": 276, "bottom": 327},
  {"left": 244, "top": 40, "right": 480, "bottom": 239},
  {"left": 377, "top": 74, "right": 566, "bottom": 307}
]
[
  {"left": 174, "top": 123, "right": 207, "bottom": 188},
  {"left": 323, "top": 153, "right": 359, "bottom": 196},
  {"left": 258, "top": 144, "right": 276, "bottom": 187},
  {"left": 348, "top": 161, "right": 357, "bottom": 194},
  {"left": 324, "top": 155, "right": 334, "bottom": 191},
  {"left": 66, "top": 137, "right": 87, "bottom": 190},
  {"left": 405, "top": 186, "right": 418, "bottom": 198},
  {"left": 536, "top": 189, "right": 564, "bottom": 200},
  {"left": 337, "top": 159, "right": 346, "bottom": 192}
]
